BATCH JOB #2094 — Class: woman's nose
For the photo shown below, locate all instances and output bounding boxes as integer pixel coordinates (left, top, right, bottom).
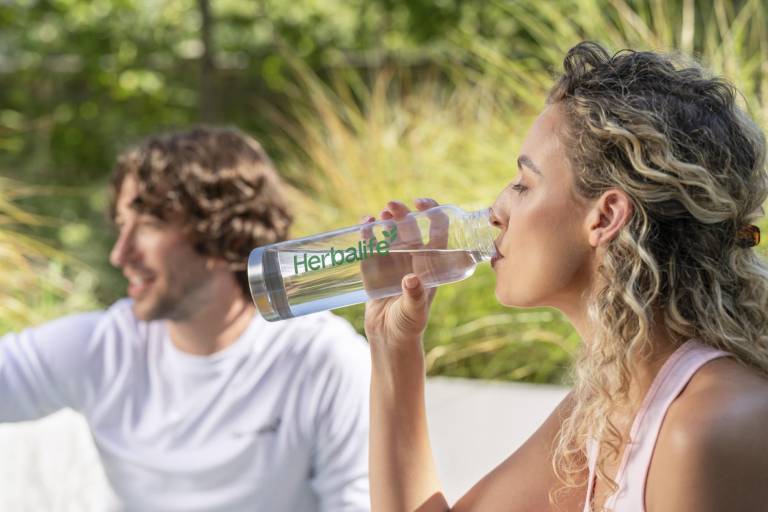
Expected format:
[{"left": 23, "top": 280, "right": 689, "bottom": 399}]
[{"left": 489, "top": 203, "right": 506, "bottom": 229}]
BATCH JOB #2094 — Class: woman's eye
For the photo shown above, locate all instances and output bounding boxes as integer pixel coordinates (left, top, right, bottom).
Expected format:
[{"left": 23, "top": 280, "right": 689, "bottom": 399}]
[{"left": 511, "top": 183, "right": 528, "bottom": 195}]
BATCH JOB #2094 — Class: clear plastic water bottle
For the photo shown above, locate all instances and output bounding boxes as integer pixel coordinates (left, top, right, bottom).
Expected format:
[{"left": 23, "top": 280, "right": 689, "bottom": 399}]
[{"left": 247, "top": 204, "right": 497, "bottom": 321}]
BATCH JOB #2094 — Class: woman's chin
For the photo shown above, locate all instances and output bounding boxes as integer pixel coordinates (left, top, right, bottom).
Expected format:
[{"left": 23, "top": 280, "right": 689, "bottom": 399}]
[
  {"left": 494, "top": 289, "right": 518, "bottom": 308},
  {"left": 495, "top": 288, "right": 539, "bottom": 309}
]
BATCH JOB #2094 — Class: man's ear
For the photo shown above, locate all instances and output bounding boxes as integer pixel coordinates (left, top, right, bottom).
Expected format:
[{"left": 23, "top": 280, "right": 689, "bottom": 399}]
[
  {"left": 205, "top": 257, "right": 230, "bottom": 272},
  {"left": 586, "top": 189, "right": 634, "bottom": 248}
]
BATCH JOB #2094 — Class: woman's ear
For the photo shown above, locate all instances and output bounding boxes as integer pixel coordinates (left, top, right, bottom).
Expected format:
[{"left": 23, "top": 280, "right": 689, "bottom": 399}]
[{"left": 586, "top": 189, "right": 634, "bottom": 248}]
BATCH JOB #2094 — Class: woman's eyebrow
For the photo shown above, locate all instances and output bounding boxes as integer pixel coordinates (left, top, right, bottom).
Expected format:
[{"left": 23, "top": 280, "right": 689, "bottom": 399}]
[{"left": 517, "top": 155, "right": 543, "bottom": 176}]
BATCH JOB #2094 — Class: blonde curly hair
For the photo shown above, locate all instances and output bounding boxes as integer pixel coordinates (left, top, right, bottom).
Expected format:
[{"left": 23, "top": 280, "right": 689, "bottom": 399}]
[{"left": 546, "top": 42, "right": 768, "bottom": 510}]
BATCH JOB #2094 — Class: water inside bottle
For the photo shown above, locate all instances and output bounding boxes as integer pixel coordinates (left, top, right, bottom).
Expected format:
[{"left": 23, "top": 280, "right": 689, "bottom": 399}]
[{"left": 260, "top": 248, "right": 484, "bottom": 320}]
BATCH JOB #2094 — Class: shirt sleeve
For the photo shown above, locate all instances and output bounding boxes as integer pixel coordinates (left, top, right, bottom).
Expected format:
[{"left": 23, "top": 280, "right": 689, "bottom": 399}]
[
  {"left": 0, "top": 311, "right": 104, "bottom": 422},
  {"left": 307, "top": 317, "right": 372, "bottom": 512}
]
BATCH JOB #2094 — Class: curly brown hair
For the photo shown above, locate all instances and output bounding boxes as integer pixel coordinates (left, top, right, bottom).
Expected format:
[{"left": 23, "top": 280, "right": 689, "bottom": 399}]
[
  {"left": 545, "top": 42, "right": 768, "bottom": 510},
  {"left": 109, "top": 126, "right": 293, "bottom": 298}
]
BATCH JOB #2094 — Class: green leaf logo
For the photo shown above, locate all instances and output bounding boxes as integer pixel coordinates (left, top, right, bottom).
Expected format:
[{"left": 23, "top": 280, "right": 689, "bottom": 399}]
[{"left": 382, "top": 226, "right": 398, "bottom": 243}]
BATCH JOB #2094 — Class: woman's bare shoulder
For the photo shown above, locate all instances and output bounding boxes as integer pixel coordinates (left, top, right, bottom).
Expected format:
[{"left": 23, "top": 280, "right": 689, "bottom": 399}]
[
  {"left": 667, "top": 356, "right": 768, "bottom": 437},
  {"left": 686, "top": 355, "right": 768, "bottom": 404},
  {"left": 646, "top": 357, "right": 768, "bottom": 511}
]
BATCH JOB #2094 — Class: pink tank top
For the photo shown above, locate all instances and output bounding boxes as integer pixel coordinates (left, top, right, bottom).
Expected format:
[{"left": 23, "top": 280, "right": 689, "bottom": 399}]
[{"left": 582, "top": 338, "right": 733, "bottom": 512}]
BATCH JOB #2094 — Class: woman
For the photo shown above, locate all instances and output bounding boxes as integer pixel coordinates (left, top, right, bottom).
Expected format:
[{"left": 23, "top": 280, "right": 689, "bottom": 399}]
[{"left": 363, "top": 41, "right": 768, "bottom": 511}]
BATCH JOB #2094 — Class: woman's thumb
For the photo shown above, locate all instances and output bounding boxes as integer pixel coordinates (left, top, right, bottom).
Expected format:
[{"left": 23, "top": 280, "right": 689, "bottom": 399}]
[{"left": 402, "top": 273, "right": 426, "bottom": 306}]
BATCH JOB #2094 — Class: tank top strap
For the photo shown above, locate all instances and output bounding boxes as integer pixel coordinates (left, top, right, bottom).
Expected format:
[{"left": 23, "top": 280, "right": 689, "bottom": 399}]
[
  {"left": 582, "top": 437, "right": 599, "bottom": 512},
  {"left": 604, "top": 338, "right": 732, "bottom": 510}
]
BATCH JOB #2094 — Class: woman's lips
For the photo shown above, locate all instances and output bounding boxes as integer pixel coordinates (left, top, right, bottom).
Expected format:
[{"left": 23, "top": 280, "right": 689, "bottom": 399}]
[{"left": 491, "top": 244, "right": 504, "bottom": 268}]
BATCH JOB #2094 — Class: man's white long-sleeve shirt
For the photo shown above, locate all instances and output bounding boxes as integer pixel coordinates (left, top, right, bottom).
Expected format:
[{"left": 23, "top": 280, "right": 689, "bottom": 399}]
[{"left": 0, "top": 299, "right": 371, "bottom": 511}]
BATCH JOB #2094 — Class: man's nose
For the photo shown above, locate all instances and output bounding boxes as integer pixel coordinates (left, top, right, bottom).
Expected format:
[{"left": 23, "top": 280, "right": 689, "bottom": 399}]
[{"left": 109, "top": 226, "right": 137, "bottom": 268}]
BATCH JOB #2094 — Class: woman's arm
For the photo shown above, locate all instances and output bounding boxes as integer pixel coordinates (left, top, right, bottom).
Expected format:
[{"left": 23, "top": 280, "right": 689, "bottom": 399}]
[
  {"left": 370, "top": 333, "right": 584, "bottom": 512},
  {"left": 369, "top": 329, "right": 447, "bottom": 511},
  {"left": 370, "top": 322, "right": 585, "bottom": 511}
]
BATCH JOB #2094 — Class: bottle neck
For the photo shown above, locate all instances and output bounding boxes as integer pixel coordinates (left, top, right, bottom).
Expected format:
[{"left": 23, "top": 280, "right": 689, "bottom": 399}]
[{"left": 462, "top": 207, "right": 497, "bottom": 262}]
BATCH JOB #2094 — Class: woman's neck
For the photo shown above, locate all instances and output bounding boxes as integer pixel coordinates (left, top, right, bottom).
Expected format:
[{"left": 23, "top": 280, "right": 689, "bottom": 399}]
[{"left": 569, "top": 302, "right": 684, "bottom": 407}]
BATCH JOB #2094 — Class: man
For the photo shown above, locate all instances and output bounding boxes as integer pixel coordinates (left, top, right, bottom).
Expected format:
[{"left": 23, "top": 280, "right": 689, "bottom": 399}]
[{"left": 0, "top": 127, "right": 371, "bottom": 511}]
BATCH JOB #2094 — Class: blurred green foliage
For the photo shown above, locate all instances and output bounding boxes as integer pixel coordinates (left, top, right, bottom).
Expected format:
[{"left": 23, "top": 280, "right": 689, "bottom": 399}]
[
  {"left": 2, "top": 0, "right": 767, "bottom": 383},
  {"left": 0, "top": 178, "right": 98, "bottom": 332}
]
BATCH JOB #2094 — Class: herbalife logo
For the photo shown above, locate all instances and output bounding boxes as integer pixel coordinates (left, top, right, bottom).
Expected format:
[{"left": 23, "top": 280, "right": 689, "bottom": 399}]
[{"left": 294, "top": 226, "right": 398, "bottom": 274}]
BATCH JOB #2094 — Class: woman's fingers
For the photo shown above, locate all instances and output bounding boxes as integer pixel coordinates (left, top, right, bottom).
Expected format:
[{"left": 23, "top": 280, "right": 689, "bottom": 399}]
[
  {"left": 413, "top": 198, "right": 449, "bottom": 249},
  {"left": 360, "top": 215, "right": 376, "bottom": 241},
  {"left": 384, "top": 200, "right": 423, "bottom": 249},
  {"left": 415, "top": 197, "right": 438, "bottom": 211},
  {"left": 385, "top": 200, "right": 410, "bottom": 217}
]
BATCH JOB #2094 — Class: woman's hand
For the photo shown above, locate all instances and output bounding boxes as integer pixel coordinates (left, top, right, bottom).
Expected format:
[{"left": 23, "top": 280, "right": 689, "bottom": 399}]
[{"left": 363, "top": 198, "right": 441, "bottom": 353}]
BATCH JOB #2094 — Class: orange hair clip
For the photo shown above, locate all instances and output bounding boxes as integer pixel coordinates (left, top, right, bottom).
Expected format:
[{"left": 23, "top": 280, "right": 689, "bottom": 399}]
[{"left": 735, "top": 224, "right": 761, "bottom": 248}]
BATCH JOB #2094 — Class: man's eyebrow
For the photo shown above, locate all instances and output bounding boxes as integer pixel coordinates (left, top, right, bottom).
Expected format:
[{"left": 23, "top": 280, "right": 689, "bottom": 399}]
[{"left": 517, "top": 155, "right": 543, "bottom": 176}]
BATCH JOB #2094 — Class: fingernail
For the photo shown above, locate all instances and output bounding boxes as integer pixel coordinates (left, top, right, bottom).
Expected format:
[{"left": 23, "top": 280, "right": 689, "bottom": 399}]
[
  {"left": 404, "top": 274, "right": 419, "bottom": 289},
  {"left": 417, "top": 198, "right": 434, "bottom": 207}
]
